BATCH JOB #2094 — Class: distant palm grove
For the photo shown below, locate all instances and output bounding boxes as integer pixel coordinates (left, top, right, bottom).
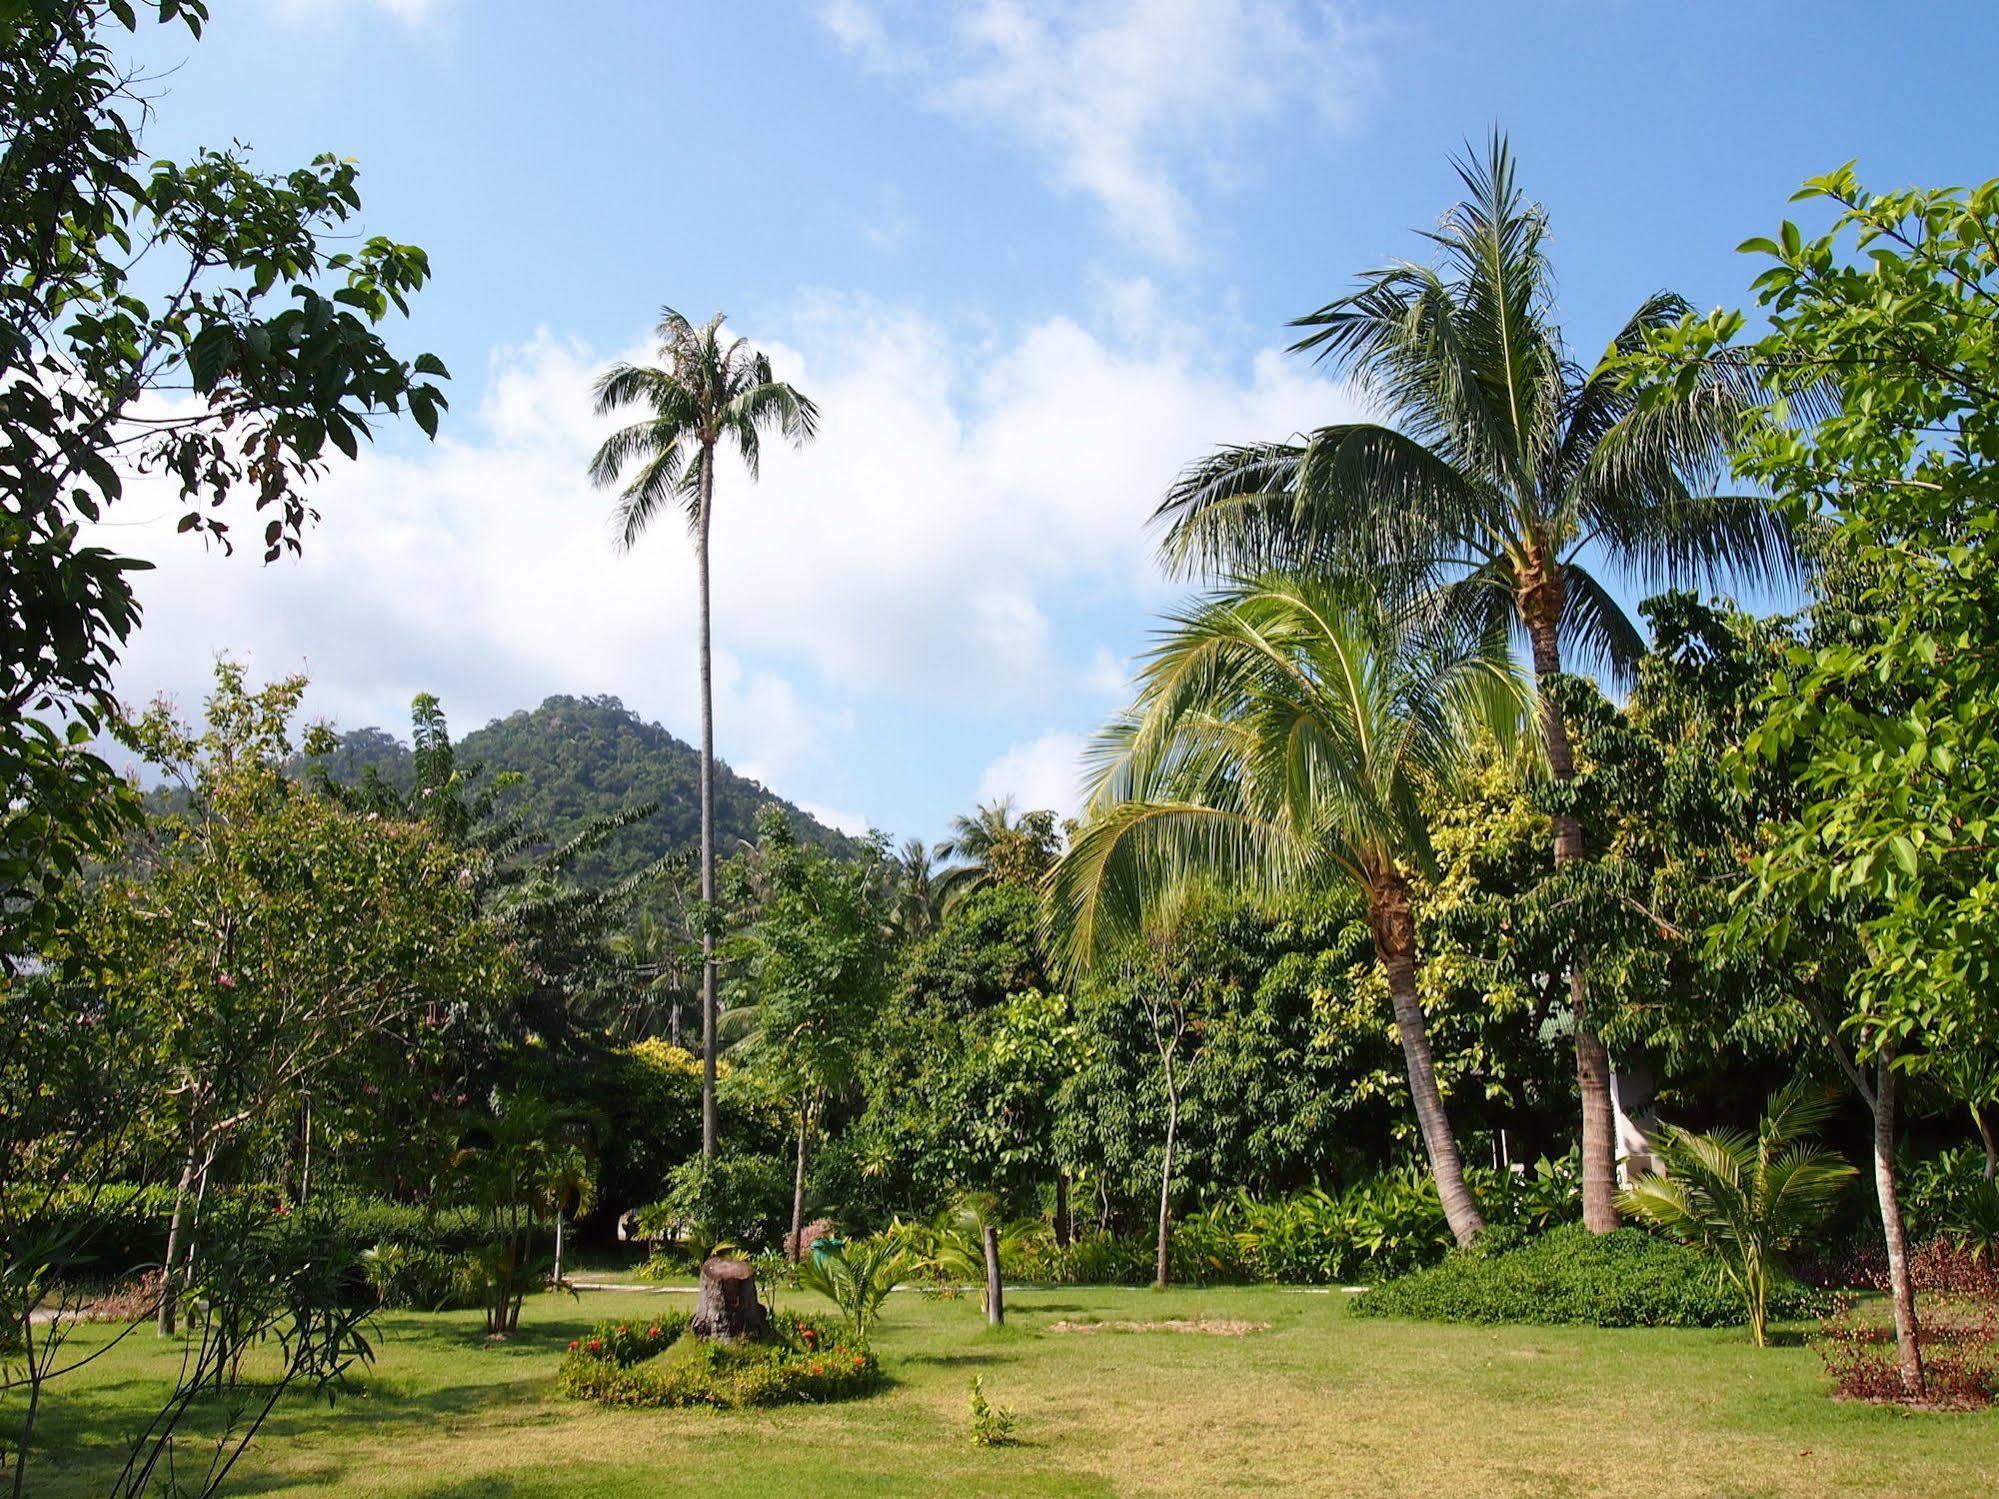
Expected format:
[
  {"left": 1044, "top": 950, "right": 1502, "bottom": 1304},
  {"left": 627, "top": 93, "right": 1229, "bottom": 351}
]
[{"left": 6, "top": 5, "right": 1999, "bottom": 1495}]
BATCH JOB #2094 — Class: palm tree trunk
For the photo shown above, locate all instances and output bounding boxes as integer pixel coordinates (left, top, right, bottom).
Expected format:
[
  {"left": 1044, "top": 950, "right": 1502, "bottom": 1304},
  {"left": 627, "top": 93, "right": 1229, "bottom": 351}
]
[
  {"left": 984, "top": 1223, "right": 1005, "bottom": 1326},
  {"left": 1524, "top": 596, "right": 1619, "bottom": 1234},
  {"left": 789, "top": 1102, "right": 809, "bottom": 1262},
  {"left": 1154, "top": 1069, "right": 1178, "bottom": 1290},
  {"left": 696, "top": 443, "right": 719, "bottom": 1161},
  {"left": 1872, "top": 1056, "right": 1925, "bottom": 1398},
  {"left": 1368, "top": 877, "right": 1485, "bottom": 1248},
  {"left": 1974, "top": 1103, "right": 1997, "bottom": 1184}
]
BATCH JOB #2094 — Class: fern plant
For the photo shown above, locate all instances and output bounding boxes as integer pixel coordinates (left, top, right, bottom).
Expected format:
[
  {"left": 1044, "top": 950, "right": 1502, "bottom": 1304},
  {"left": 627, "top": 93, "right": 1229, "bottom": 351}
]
[{"left": 1619, "top": 1083, "right": 1855, "bottom": 1345}]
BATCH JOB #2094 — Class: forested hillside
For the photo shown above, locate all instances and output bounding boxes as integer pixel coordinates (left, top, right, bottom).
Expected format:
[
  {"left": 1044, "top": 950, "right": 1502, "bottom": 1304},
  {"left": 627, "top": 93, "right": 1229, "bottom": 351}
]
[{"left": 310, "top": 694, "right": 855, "bottom": 881}]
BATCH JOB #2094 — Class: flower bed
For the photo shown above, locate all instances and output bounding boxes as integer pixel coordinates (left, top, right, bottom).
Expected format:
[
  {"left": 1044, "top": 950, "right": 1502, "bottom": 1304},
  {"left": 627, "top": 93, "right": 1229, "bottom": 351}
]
[{"left": 556, "top": 1310, "right": 880, "bottom": 1409}]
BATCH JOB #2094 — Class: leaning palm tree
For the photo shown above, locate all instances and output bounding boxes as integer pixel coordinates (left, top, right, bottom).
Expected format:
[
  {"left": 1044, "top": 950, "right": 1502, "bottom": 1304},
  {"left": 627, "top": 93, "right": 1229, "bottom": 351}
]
[
  {"left": 1048, "top": 575, "right": 1525, "bottom": 1247},
  {"left": 1153, "top": 136, "right": 1798, "bottom": 1231},
  {"left": 589, "top": 309, "right": 818, "bottom": 1159},
  {"left": 1619, "top": 1083, "right": 1855, "bottom": 1346}
]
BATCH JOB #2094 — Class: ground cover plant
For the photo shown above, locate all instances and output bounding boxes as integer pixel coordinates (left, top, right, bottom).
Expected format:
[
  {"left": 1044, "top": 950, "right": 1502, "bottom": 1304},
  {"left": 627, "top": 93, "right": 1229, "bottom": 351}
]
[{"left": 556, "top": 1309, "right": 879, "bottom": 1409}]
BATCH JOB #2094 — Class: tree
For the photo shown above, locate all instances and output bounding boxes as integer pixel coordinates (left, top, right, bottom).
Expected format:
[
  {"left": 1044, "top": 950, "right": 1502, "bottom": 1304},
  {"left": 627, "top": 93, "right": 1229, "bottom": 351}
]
[
  {"left": 94, "top": 664, "right": 509, "bottom": 1338},
  {"left": 589, "top": 310, "right": 819, "bottom": 1161},
  {"left": 1049, "top": 575, "right": 1525, "bottom": 1248},
  {"left": 730, "top": 811, "right": 890, "bottom": 1258},
  {"left": 1, "top": 0, "right": 444, "bottom": 982},
  {"left": 1640, "top": 165, "right": 1999, "bottom": 1398},
  {"left": 933, "top": 797, "right": 1064, "bottom": 914},
  {"left": 447, "top": 1092, "right": 599, "bottom": 1337},
  {"left": 1152, "top": 136, "right": 1794, "bottom": 1232},
  {"left": 1619, "top": 1083, "right": 1855, "bottom": 1346}
]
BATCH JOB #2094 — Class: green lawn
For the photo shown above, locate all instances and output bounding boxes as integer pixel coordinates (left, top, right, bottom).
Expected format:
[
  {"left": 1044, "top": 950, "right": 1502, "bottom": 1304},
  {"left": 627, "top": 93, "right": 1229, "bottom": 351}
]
[{"left": 25, "top": 1283, "right": 1996, "bottom": 1497}]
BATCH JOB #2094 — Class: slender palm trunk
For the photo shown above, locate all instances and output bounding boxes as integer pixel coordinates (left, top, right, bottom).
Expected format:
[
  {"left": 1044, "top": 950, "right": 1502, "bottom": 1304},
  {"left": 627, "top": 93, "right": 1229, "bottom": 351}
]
[
  {"left": 696, "top": 445, "right": 719, "bottom": 1161},
  {"left": 1154, "top": 1062, "right": 1178, "bottom": 1290},
  {"left": 1872, "top": 1057, "right": 1925, "bottom": 1397},
  {"left": 1523, "top": 588, "right": 1619, "bottom": 1233},
  {"left": 1974, "top": 1103, "right": 1997, "bottom": 1184},
  {"left": 789, "top": 1101, "right": 809, "bottom": 1261},
  {"left": 1368, "top": 876, "right": 1485, "bottom": 1248}
]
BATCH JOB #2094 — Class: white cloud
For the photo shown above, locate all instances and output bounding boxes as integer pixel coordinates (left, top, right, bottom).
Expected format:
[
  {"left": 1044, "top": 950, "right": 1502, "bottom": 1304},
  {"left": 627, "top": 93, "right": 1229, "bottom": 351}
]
[
  {"left": 819, "top": 0, "right": 913, "bottom": 72},
  {"left": 795, "top": 800, "right": 876, "bottom": 839},
  {"left": 87, "top": 301, "right": 1358, "bottom": 830},
  {"left": 823, "top": 1, "right": 1381, "bottom": 261},
  {"left": 1084, "top": 645, "right": 1130, "bottom": 697},
  {"left": 976, "top": 728, "right": 1092, "bottom": 821}
]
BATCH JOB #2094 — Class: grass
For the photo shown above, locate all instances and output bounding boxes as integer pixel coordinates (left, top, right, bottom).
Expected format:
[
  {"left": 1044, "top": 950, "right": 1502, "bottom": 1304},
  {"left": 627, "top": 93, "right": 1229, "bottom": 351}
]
[{"left": 20, "top": 1282, "right": 1998, "bottom": 1497}]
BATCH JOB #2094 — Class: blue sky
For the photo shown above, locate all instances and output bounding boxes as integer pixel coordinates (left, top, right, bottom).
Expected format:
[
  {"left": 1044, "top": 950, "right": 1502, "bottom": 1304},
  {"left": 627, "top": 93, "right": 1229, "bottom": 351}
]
[{"left": 104, "top": 0, "right": 1999, "bottom": 844}]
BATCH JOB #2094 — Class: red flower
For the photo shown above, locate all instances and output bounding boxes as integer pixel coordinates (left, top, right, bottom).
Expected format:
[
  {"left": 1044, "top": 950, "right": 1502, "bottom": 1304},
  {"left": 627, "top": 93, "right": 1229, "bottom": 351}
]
[
  {"left": 567, "top": 1340, "right": 579, "bottom": 1351},
  {"left": 801, "top": 1326, "right": 817, "bottom": 1345},
  {"left": 587, "top": 1338, "right": 602, "bottom": 1352},
  {"left": 852, "top": 1356, "right": 865, "bottom": 1369},
  {"left": 811, "top": 1362, "right": 824, "bottom": 1376},
  {"left": 647, "top": 1325, "right": 661, "bottom": 1339}
]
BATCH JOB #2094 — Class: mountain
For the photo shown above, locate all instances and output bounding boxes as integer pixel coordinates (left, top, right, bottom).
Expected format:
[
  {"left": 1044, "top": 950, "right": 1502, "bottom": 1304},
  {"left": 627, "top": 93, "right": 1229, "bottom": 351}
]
[{"left": 309, "top": 694, "right": 857, "bottom": 882}]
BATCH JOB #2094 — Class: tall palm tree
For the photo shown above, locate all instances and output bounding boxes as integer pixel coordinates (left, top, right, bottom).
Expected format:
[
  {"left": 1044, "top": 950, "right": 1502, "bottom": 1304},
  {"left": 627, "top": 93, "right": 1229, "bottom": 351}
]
[
  {"left": 589, "top": 309, "right": 819, "bottom": 1159},
  {"left": 1047, "top": 575, "right": 1525, "bottom": 1247},
  {"left": 1153, "top": 136, "right": 1796, "bottom": 1231}
]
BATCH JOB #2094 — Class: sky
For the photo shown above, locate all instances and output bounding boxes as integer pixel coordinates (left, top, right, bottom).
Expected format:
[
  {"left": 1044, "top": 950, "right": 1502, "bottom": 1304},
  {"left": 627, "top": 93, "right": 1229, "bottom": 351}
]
[{"left": 96, "top": 0, "right": 1999, "bottom": 845}]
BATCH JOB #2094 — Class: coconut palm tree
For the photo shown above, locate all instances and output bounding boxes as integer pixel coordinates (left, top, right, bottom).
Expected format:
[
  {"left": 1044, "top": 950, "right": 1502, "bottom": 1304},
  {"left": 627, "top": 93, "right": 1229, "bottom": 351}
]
[
  {"left": 589, "top": 309, "right": 818, "bottom": 1159},
  {"left": 933, "top": 796, "right": 1062, "bottom": 913},
  {"left": 893, "top": 836, "right": 940, "bottom": 938},
  {"left": 1152, "top": 136, "right": 1799, "bottom": 1231},
  {"left": 1047, "top": 574, "right": 1525, "bottom": 1247},
  {"left": 1619, "top": 1083, "right": 1855, "bottom": 1346}
]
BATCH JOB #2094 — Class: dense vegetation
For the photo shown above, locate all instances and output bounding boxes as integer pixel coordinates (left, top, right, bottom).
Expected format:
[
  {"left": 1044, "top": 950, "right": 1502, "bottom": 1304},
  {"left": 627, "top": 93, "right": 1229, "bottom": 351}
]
[
  {"left": 309, "top": 694, "right": 853, "bottom": 885},
  {"left": 5, "top": 5, "right": 1999, "bottom": 1491}
]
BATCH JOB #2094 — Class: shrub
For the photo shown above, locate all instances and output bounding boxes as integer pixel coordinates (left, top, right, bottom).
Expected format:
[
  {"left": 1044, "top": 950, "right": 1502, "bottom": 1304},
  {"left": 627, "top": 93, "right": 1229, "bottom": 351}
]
[
  {"left": 1816, "top": 1301, "right": 1999, "bottom": 1408},
  {"left": 967, "top": 1375, "right": 1016, "bottom": 1447},
  {"left": 1353, "top": 1225, "right": 1836, "bottom": 1329},
  {"left": 360, "top": 1243, "right": 481, "bottom": 1311},
  {"left": 556, "top": 1312, "right": 878, "bottom": 1409},
  {"left": 633, "top": 1152, "right": 792, "bottom": 1259}
]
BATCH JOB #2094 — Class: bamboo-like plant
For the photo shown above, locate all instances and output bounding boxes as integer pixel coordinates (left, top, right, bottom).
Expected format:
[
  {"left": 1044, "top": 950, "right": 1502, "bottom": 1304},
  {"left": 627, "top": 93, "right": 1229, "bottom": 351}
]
[{"left": 1619, "top": 1083, "right": 1855, "bottom": 1346}]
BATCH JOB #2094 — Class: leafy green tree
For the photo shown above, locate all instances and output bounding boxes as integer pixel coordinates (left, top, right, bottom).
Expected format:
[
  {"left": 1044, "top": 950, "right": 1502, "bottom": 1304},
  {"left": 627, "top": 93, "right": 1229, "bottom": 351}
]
[
  {"left": 1153, "top": 137, "right": 1791, "bottom": 1231},
  {"left": 589, "top": 311, "right": 820, "bottom": 1162},
  {"left": 1050, "top": 575, "right": 1524, "bottom": 1247},
  {"left": 1619, "top": 1084, "right": 1855, "bottom": 1346},
  {"left": 729, "top": 811, "right": 892, "bottom": 1257},
  {"left": 1639, "top": 165, "right": 1999, "bottom": 1398},
  {"left": 0, "top": 0, "right": 445, "bottom": 983},
  {"left": 313, "top": 692, "right": 667, "bottom": 1066},
  {"left": 85, "top": 664, "right": 507, "bottom": 1344}
]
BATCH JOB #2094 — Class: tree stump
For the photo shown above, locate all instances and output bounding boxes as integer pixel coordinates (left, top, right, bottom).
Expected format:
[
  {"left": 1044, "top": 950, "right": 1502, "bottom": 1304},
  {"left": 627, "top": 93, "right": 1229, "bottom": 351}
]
[{"left": 690, "top": 1256, "right": 767, "bottom": 1342}]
